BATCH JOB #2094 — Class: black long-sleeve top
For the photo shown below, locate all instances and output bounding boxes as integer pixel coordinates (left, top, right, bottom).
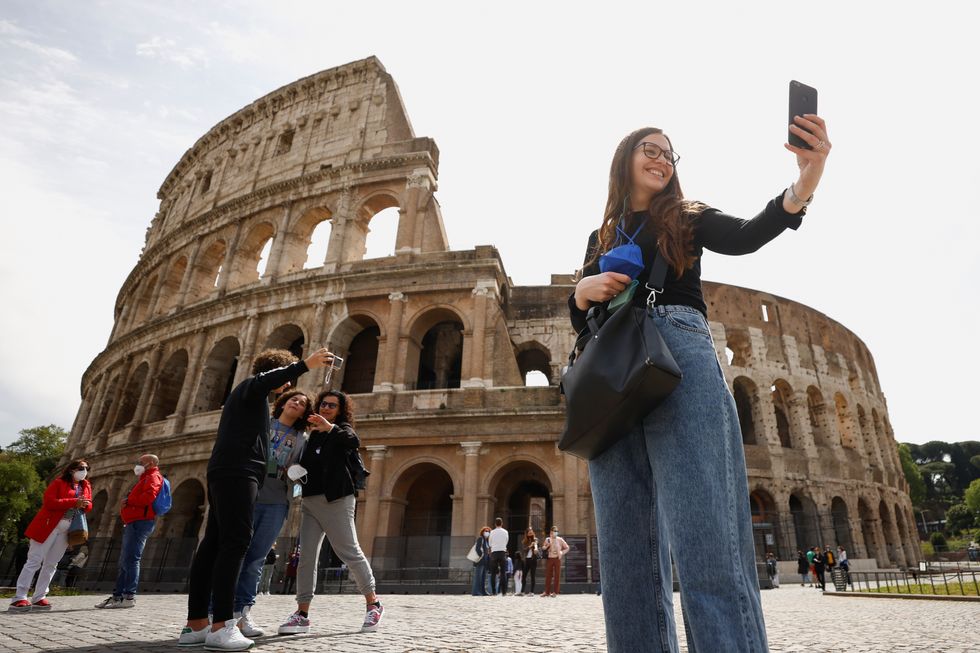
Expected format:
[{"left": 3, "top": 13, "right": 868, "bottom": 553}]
[
  {"left": 568, "top": 192, "right": 803, "bottom": 333},
  {"left": 298, "top": 422, "right": 360, "bottom": 502},
  {"left": 207, "top": 361, "right": 309, "bottom": 487}
]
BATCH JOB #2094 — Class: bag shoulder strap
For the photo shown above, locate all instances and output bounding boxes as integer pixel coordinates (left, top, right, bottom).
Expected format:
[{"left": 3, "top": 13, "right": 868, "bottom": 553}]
[{"left": 644, "top": 242, "right": 668, "bottom": 304}]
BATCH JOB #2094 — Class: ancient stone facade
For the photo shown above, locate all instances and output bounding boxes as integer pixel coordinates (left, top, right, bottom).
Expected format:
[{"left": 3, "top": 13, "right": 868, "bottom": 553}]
[{"left": 64, "top": 57, "right": 917, "bottom": 573}]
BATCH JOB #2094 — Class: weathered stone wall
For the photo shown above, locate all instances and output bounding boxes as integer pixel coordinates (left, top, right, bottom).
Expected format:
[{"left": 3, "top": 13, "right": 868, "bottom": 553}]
[{"left": 65, "top": 57, "right": 916, "bottom": 570}]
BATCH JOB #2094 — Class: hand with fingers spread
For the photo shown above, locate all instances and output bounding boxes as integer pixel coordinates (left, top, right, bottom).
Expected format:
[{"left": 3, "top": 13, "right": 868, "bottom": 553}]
[
  {"left": 784, "top": 113, "right": 831, "bottom": 212},
  {"left": 307, "top": 413, "right": 334, "bottom": 432},
  {"left": 574, "top": 271, "right": 632, "bottom": 311}
]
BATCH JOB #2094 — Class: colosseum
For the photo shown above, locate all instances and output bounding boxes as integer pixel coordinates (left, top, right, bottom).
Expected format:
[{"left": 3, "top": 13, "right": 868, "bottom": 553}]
[{"left": 60, "top": 56, "right": 917, "bottom": 589}]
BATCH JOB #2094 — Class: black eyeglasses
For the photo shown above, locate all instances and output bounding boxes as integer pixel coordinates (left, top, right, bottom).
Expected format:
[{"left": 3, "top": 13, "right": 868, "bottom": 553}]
[
  {"left": 320, "top": 401, "right": 339, "bottom": 409},
  {"left": 633, "top": 141, "right": 680, "bottom": 166}
]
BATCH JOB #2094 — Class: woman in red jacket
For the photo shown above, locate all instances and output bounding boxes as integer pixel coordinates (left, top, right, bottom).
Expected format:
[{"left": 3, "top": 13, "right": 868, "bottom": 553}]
[{"left": 8, "top": 459, "right": 92, "bottom": 612}]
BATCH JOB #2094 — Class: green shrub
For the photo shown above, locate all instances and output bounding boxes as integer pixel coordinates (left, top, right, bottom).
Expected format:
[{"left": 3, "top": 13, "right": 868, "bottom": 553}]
[{"left": 929, "top": 531, "right": 947, "bottom": 550}]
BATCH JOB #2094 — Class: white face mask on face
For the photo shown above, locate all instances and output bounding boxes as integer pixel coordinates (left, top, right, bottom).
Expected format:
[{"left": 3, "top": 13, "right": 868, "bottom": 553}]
[
  {"left": 73, "top": 470, "right": 87, "bottom": 482},
  {"left": 134, "top": 464, "right": 145, "bottom": 476}
]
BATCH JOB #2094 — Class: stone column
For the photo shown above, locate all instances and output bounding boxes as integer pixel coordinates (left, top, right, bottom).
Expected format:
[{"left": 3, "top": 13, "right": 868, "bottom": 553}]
[
  {"left": 215, "top": 221, "right": 244, "bottom": 296},
  {"left": 127, "top": 344, "right": 164, "bottom": 439},
  {"left": 562, "top": 454, "right": 580, "bottom": 534},
  {"left": 174, "top": 239, "right": 203, "bottom": 311},
  {"left": 80, "top": 377, "right": 110, "bottom": 449},
  {"left": 463, "top": 282, "right": 493, "bottom": 388},
  {"left": 375, "top": 292, "right": 407, "bottom": 392},
  {"left": 146, "top": 261, "right": 172, "bottom": 319},
  {"left": 265, "top": 204, "right": 294, "bottom": 282},
  {"left": 460, "top": 442, "right": 482, "bottom": 537},
  {"left": 359, "top": 445, "right": 387, "bottom": 559},
  {"left": 324, "top": 188, "right": 352, "bottom": 270},
  {"left": 101, "top": 356, "right": 134, "bottom": 438},
  {"left": 408, "top": 173, "right": 432, "bottom": 253},
  {"left": 173, "top": 329, "right": 209, "bottom": 433},
  {"left": 233, "top": 313, "right": 261, "bottom": 388}
]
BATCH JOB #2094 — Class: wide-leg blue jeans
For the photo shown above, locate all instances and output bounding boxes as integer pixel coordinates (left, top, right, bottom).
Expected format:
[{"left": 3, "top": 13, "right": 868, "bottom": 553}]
[
  {"left": 589, "top": 305, "right": 768, "bottom": 653},
  {"left": 234, "top": 501, "right": 289, "bottom": 612}
]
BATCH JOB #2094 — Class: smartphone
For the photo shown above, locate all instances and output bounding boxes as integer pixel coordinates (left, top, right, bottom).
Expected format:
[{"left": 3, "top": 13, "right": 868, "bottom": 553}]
[
  {"left": 788, "top": 80, "right": 818, "bottom": 149},
  {"left": 324, "top": 355, "right": 344, "bottom": 385}
]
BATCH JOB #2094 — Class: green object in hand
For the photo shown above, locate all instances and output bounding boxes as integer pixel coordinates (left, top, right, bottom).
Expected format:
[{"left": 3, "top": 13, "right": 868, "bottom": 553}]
[{"left": 608, "top": 279, "right": 639, "bottom": 312}]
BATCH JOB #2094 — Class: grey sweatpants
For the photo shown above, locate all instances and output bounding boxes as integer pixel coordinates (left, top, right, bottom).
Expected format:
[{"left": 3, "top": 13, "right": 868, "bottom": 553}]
[{"left": 296, "top": 494, "right": 375, "bottom": 603}]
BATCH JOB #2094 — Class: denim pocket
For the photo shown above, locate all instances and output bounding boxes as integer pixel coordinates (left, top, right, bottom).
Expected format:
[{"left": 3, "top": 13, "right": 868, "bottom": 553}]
[{"left": 664, "top": 309, "right": 711, "bottom": 338}]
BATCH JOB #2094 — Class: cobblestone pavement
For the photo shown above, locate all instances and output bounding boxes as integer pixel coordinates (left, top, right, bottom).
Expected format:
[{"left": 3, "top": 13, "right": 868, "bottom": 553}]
[{"left": 1, "top": 584, "right": 977, "bottom": 652}]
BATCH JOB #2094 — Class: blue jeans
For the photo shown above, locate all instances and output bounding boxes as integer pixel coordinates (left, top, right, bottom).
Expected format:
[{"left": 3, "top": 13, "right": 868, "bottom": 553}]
[
  {"left": 113, "top": 519, "right": 155, "bottom": 598},
  {"left": 589, "top": 306, "right": 768, "bottom": 653},
  {"left": 234, "top": 501, "right": 289, "bottom": 612},
  {"left": 471, "top": 559, "right": 489, "bottom": 595}
]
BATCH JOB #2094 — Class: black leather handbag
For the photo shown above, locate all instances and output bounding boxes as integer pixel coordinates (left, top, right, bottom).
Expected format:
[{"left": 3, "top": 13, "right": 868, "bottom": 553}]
[{"left": 558, "top": 248, "right": 683, "bottom": 460}]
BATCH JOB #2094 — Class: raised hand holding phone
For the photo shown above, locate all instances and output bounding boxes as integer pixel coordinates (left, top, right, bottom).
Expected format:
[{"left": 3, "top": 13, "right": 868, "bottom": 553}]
[{"left": 784, "top": 80, "right": 831, "bottom": 212}]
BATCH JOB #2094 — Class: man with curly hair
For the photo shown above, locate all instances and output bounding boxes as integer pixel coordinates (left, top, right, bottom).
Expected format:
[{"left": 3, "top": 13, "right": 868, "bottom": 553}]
[{"left": 179, "top": 347, "right": 333, "bottom": 651}]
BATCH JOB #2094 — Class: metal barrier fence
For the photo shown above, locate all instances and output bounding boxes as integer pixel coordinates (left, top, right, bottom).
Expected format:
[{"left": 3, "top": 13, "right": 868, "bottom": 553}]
[{"left": 848, "top": 568, "right": 980, "bottom": 596}]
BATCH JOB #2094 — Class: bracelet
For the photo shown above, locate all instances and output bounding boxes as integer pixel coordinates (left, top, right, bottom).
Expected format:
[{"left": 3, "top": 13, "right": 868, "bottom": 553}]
[{"left": 788, "top": 182, "right": 814, "bottom": 207}]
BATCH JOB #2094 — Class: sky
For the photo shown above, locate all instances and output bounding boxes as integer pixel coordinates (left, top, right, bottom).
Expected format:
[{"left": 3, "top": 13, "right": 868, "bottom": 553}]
[{"left": 1, "top": 1, "right": 978, "bottom": 449}]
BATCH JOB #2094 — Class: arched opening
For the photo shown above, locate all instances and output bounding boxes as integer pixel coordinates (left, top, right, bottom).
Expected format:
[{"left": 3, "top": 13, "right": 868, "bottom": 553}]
[
  {"left": 417, "top": 322, "right": 463, "bottom": 390},
  {"left": 771, "top": 380, "right": 795, "bottom": 448},
  {"left": 355, "top": 194, "right": 400, "bottom": 262},
  {"left": 807, "top": 386, "right": 832, "bottom": 448},
  {"left": 227, "top": 222, "right": 275, "bottom": 290},
  {"left": 130, "top": 273, "right": 158, "bottom": 328},
  {"left": 879, "top": 500, "right": 899, "bottom": 566},
  {"left": 92, "top": 374, "right": 122, "bottom": 443},
  {"left": 146, "top": 350, "right": 188, "bottom": 423},
  {"left": 732, "top": 376, "right": 758, "bottom": 445},
  {"left": 516, "top": 343, "right": 553, "bottom": 386},
  {"left": 193, "top": 336, "right": 240, "bottom": 413},
  {"left": 858, "top": 498, "right": 880, "bottom": 563},
  {"left": 830, "top": 496, "right": 853, "bottom": 553},
  {"left": 156, "top": 256, "right": 187, "bottom": 315},
  {"left": 725, "top": 328, "right": 751, "bottom": 367},
  {"left": 158, "top": 479, "right": 206, "bottom": 539},
  {"left": 264, "top": 323, "right": 305, "bottom": 359},
  {"left": 341, "top": 326, "right": 380, "bottom": 394},
  {"left": 789, "top": 493, "right": 820, "bottom": 553},
  {"left": 113, "top": 362, "right": 149, "bottom": 430},
  {"left": 491, "top": 461, "right": 553, "bottom": 546},
  {"left": 749, "top": 488, "right": 781, "bottom": 560},
  {"left": 364, "top": 206, "right": 399, "bottom": 260},
  {"left": 187, "top": 239, "right": 225, "bottom": 303},
  {"left": 835, "top": 393, "right": 858, "bottom": 449},
  {"left": 894, "top": 505, "right": 913, "bottom": 566},
  {"left": 303, "top": 215, "right": 332, "bottom": 270}
]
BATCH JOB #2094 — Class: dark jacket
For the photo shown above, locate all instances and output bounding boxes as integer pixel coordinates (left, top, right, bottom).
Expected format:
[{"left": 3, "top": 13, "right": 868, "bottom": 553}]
[
  {"left": 120, "top": 466, "right": 164, "bottom": 524},
  {"left": 299, "top": 422, "right": 360, "bottom": 501},
  {"left": 207, "top": 361, "right": 309, "bottom": 486}
]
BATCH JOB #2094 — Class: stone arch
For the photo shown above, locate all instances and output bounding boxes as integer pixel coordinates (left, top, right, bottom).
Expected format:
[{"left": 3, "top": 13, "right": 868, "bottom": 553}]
[
  {"left": 387, "top": 460, "right": 457, "bottom": 537},
  {"left": 724, "top": 326, "right": 752, "bottom": 367},
  {"left": 227, "top": 221, "right": 276, "bottom": 290},
  {"left": 92, "top": 373, "right": 122, "bottom": 446},
  {"left": 858, "top": 497, "right": 881, "bottom": 563},
  {"left": 186, "top": 238, "right": 225, "bottom": 303},
  {"left": 146, "top": 349, "right": 188, "bottom": 423},
  {"left": 406, "top": 306, "right": 468, "bottom": 391},
  {"left": 806, "top": 386, "right": 833, "bottom": 448},
  {"left": 130, "top": 272, "right": 159, "bottom": 328},
  {"left": 749, "top": 487, "right": 782, "bottom": 559},
  {"left": 834, "top": 393, "right": 858, "bottom": 450},
  {"left": 789, "top": 491, "right": 820, "bottom": 552},
  {"left": 157, "top": 478, "right": 206, "bottom": 539},
  {"left": 770, "top": 379, "right": 795, "bottom": 448},
  {"left": 193, "top": 336, "right": 240, "bottom": 413},
  {"left": 156, "top": 255, "right": 188, "bottom": 315},
  {"left": 352, "top": 191, "right": 401, "bottom": 262},
  {"left": 113, "top": 361, "right": 149, "bottom": 430},
  {"left": 487, "top": 458, "right": 555, "bottom": 539},
  {"left": 830, "top": 496, "right": 854, "bottom": 553},
  {"left": 879, "top": 499, "right": 900, "bottom": 567},
  {"left": 732, "top": 376, "right": 760, "bottom": 445},
  {"left": 325, "top": 313, "right": 385, "bottom": 394},
  {"left": 282, "top": 205, "right": 333, "bottom": 274},
  {"left": 893, "top": 503, "right": 914, "bottom": 567},
  {"left": 515, "top": 341, "right": 553, "bottom": 386},
  {"left": 87, "top": 489, "right": 110, "bottom": 537},
  {"left": 263, "top": 322, "right": 307, "bottom": 359}
]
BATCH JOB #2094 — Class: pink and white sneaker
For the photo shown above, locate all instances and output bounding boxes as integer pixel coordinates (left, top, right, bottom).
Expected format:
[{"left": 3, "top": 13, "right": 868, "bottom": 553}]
[{"left": 361, "top": 603, "right": 384, "bottom": 632}]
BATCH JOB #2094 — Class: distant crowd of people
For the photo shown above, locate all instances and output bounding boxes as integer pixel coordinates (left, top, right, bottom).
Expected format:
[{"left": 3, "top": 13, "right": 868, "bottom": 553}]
[{"left": 470, "top": 519, "right": 570, "bottom": 597}]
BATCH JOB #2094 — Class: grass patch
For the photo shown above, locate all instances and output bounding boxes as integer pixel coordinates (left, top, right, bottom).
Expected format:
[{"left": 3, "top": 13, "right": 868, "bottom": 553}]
[
  {"left": 0, "top": 586, "right": 83, "bottom": 599},
  {"left": 856, "top": 581, "right": 979, "bottom": 597}
]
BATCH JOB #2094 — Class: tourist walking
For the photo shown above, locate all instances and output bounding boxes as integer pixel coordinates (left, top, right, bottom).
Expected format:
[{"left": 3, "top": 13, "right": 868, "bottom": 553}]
[
  {"left": 540, "top": 527, "right": 569, "bottom": 597},
  {"left": 178, "top": 347, "right": 332, "bottom": 651},
  {"left": 232, "top": 390, "right": 312, "bottom": 637},
  {"left": 471, "top": 526, "right": 491, "bottom": 596},
  {"left": 764, "top": 552, "right": 779, "bottom": 588},
  {"left": 487, "top": 517, "right": 509, "bottom": 596},
  {"left": 521, "top": 528, "right": 539, "bottom": 595},
  {"left": 796, "top": 550, "right": 810, "bottom": 586},
  {"left": 8, "top": 459, "right": 92, "bottom": 612},
  {"left": 570, "top": 115, "right": 830, "bottom": 651},
  {"left": 812, "top": 547, "right": 826, "bottom": 591},
  {"left": 260, "top": 544, "right": 278, "bottom": 595},
  {"left": 837, "top": 546, "right": 850, "bottom": 585},
  {"left": 95, "top": 453, "right": 165, "bottom": 610},
  {"left": 806, "top": 547, "right": 816, "bottom": 587},
  {"left": 277, "top": 390, "right": 384, "bottom": 636}
]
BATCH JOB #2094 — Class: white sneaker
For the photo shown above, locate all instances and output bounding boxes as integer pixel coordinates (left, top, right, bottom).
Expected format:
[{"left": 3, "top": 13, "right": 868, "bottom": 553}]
[
  {"left": 204, "top": 619, "right": 254, "bottom": 651},
  {"left": 234, "top": 606, "right": 264, "bottom": 637},
  {"left": 177, "top": 624, "right": 209, "bottom": 648}
]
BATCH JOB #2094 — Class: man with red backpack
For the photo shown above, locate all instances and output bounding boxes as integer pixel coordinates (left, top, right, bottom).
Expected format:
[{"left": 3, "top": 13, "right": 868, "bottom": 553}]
[{"left": 94, "top": 453, "right": 168, "bottom": 609}]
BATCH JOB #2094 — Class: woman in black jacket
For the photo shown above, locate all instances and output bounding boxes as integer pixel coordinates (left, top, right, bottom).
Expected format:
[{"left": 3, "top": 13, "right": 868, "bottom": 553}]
[{"left": 277, "top": 390, "right": 384, "bottom": 636}]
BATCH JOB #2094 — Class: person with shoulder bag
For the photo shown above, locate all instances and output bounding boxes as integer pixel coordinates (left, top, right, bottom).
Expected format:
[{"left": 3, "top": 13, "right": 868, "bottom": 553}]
[
  {"left": 540, "top": 527, "right": 570, "bottom": 597},
  {"left": 569, "top": 114, "right": 830, "bottom": 651},
  {"left": 8, "top": 459, "right": 92, "bottom": 612},
  {"left": 470, "top": 526, "right": 492, "bottom": 596}
]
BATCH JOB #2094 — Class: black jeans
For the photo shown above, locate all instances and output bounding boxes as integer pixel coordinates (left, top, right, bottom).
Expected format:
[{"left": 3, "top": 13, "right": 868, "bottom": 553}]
[
  {"left": 187, "top": 477, "right": 258, "bottom": 623},
  {"left": 524, "top": 557, "right": 537, "bottom": 593},
  {"left": 489, "top": 551, "right": 508, "bottom": 595}
]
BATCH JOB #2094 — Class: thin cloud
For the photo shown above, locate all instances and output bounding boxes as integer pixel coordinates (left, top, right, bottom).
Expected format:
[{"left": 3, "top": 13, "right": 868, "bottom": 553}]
[
  {"left": 135, "top": 35, "right": 207, "bottom": 68},
  {"left": 8, "top": 38, "right": 78, "bottom": 64}
]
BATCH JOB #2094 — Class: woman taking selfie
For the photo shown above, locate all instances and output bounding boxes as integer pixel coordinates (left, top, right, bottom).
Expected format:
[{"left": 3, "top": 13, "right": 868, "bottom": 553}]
[
  {"left": 570, "top": 114, "right": 830, "bottom": 651},
  {"left": 278, "top": 390, "right": 383, "bottom": 635},
  {"left": 8, "top": 459, "right": 93, "bottom": 612}
]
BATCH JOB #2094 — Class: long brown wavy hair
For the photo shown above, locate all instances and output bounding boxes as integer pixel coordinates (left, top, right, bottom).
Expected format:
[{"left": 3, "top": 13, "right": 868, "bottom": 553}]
[
  {"left": 586, "top": 127, "right": 704, "bottom": 278},
  {"left": 314, "top": 389, "right": 356, "bottom": 429}
]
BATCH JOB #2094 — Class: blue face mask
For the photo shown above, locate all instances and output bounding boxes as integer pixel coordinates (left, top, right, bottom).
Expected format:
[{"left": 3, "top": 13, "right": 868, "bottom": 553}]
[{"left": 598, "top": 217, "right": 646, "bottom": 280}]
